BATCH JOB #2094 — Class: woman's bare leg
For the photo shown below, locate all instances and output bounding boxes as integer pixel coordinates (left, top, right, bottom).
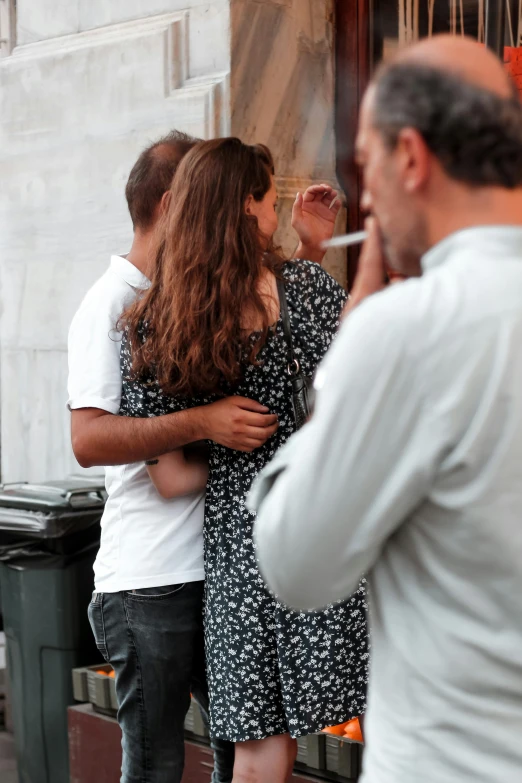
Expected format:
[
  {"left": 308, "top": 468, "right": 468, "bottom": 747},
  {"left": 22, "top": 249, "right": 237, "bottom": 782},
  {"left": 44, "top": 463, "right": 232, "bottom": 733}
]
[{"left": 233, "top": 734, "right": 297, "bottom": 783}]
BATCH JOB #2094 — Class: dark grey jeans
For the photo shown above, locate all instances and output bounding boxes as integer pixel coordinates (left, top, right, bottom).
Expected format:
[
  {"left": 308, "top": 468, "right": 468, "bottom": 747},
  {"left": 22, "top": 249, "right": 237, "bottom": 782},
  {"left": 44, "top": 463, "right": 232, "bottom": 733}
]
[{"left": 88, "top": 580, "right": 234, "bottom": 783}]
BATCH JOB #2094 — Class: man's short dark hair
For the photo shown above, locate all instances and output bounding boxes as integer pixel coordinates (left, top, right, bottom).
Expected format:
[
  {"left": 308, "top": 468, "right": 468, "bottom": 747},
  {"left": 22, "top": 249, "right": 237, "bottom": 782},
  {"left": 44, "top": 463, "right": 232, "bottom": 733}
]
[
  {"left": 125, "top": 130, "right": 200, "bottom": 230},
  {"left": 372, "top": 63, "right": 522, "bottom": 189}
]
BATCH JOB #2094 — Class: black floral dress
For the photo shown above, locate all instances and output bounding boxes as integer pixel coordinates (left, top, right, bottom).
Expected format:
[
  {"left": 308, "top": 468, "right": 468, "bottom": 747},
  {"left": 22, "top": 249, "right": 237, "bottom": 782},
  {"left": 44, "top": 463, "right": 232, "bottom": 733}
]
[{"left": 120, "top": 261, "right": 369, "bottom": 742}]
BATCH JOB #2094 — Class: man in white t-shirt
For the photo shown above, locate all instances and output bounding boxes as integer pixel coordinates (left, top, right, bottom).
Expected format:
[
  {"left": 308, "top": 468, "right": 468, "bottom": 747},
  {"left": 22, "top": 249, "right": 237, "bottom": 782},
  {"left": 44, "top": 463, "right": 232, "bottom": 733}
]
[{"left": 68, "top": 130, "right": 340, "bottom": 783}]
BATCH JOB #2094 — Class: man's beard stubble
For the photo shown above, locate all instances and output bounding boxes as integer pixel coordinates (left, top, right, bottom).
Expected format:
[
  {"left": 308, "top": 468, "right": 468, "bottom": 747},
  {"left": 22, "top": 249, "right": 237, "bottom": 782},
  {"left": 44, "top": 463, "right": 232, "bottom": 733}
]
[{"left": 381, "top": 215, "right": 427, "bottom": 278}]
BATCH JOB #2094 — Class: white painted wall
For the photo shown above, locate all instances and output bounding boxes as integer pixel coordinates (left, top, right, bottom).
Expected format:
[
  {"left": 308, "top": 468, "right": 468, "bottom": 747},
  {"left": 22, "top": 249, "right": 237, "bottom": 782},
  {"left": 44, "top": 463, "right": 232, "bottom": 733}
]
[
  {"left": 0, "top": 0, "right": 342, "bottom": 483},
  {"left": 0, "top": 3, "right": 230, "bottom": 481}
]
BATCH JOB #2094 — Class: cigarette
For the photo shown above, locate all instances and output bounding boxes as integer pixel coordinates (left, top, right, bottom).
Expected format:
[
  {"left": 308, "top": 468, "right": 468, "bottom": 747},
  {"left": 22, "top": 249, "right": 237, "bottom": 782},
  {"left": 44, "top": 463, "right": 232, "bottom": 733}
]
[{"left": 321, "top": 231, "right": 368, "bottom": 250}]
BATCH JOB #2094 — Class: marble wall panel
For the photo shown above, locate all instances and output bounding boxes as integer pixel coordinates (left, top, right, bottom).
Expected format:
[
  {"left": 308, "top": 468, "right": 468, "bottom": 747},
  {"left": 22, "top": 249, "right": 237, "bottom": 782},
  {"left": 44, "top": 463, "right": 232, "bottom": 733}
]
[
  {"left": 231, "top": 0, "right": 335, "bottom": 179},
  {"left": 17, "top": 0, "right": 81, "bottom": 44},
  {"left": 17, "top": 0, "right": 230, "bottom": 75},
  {"left": 186, "top": 2, "right": 230, "bottom": 77},
  {"left": 230, "top": 0, "right": 346, "bottom": 285}
]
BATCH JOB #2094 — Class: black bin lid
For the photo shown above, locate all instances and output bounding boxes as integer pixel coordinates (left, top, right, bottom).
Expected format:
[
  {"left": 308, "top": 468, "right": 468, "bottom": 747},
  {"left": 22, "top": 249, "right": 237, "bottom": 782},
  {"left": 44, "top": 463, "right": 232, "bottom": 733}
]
[{"left": 0, "top": 477, "right": 106, "bottom": 513}]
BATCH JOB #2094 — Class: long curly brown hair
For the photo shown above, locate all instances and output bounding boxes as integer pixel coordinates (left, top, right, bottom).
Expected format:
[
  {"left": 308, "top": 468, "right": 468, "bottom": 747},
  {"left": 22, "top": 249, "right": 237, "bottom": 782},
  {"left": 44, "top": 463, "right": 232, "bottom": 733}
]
[{"left": 122, "top": 137, "right": 284, "bottom": 397}]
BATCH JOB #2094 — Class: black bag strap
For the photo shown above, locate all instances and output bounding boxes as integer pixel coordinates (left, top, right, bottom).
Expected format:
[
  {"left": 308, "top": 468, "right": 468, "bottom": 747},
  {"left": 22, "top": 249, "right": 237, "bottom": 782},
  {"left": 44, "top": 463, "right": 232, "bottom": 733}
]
[{"left": 276, "top": 277, "right": 300, "bottom": 377}]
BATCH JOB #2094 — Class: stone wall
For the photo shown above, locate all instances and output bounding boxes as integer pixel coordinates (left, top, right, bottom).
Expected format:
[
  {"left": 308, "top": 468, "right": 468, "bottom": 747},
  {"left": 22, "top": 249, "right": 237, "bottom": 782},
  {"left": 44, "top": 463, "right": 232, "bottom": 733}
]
[
  {"left": 0, "top": 0, "right": 342, "bottom": 482},
  {"left": 0, "top": 2, "right": 231, "bottom": 481}
]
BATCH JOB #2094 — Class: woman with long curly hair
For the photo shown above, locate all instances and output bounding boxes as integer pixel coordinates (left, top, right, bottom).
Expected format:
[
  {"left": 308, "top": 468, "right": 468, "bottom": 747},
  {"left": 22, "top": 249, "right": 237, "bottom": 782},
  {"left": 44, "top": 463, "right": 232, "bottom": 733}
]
[{"left": 120, "top": 138, "right": 369, "bottom": 783}]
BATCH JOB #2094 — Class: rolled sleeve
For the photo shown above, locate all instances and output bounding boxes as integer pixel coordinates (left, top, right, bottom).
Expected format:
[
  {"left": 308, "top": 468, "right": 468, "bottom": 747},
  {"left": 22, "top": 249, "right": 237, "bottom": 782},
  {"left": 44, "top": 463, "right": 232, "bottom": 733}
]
[{"left": 67, "top": 395, "right": 120, "bottom": 414}]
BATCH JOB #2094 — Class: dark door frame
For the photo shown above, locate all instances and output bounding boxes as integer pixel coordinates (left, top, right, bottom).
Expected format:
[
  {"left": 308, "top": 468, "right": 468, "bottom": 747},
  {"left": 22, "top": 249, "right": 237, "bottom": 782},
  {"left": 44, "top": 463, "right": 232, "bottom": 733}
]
[
  {"left": 334, "top": 0, "right": 369, "bottom": 290},
  {"left": 486, "top": 0, "right": 506, "bottom": 53}
]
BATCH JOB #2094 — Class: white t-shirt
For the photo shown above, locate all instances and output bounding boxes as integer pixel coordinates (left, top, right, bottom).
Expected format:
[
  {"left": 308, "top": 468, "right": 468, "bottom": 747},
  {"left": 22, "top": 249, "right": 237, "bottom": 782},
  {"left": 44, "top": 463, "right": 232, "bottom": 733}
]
[{"left": 67, "top": 255, "right": 205, "bottom": 592}]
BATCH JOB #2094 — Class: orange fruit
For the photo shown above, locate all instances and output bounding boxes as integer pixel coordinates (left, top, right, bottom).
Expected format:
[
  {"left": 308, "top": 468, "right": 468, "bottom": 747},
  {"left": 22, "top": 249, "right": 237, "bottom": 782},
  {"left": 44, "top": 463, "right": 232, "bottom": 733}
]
[
  {"left": 343, "top": 718, "right": 363, "bottom": 743},
  {"left": 322, "top": 722, "right": 348, "bottom": 736}
]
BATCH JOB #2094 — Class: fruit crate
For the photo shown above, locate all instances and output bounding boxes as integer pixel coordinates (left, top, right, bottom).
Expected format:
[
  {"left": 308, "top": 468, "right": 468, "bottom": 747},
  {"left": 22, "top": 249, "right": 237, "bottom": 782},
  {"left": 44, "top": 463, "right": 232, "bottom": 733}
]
[
  {"left": 296, "top": 733, "right": 327, "bottom": 771},
  {"left": 72, "top": 664, "right": 118, "bottom": 717},
  {"left": 183, "top": 698, "right": 209, "bottom": 740},
  {"left": 72, "top": 665, "right": 210, "bottom": 740},
  {"left": 324, "top": 735, "right": 362, "bottom": 780}
]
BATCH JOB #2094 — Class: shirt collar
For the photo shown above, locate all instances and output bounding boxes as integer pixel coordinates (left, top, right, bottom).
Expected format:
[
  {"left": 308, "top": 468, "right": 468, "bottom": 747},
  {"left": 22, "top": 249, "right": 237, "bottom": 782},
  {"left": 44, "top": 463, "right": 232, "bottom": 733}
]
[
  {"left": 422, "top": 225, "right": 522, "bottom": 273},
  {"left": 110, "top": 255, "right": 150, "bottom": 291}
]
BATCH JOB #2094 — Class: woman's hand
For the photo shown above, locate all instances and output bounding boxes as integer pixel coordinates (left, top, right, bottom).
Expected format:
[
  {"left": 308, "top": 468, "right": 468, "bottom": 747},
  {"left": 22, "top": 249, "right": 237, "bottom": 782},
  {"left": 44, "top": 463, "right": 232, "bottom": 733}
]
[{"left": 293, "top": 184, "right": 342, "bottom": 264}]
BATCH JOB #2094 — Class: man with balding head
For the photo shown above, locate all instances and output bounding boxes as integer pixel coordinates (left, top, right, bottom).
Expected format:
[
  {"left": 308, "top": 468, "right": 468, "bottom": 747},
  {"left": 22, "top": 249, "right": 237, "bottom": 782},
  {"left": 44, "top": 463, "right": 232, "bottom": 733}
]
[{"left": 251, "top": 36, "right": 522, "bottom": 783}]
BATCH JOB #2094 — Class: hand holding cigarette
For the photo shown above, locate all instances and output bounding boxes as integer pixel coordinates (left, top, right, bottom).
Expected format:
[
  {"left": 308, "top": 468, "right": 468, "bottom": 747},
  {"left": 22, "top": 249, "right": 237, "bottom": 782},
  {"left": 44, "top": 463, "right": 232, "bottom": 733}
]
[
  {"left": 323, "top": 226, "right": 407, "bottom": 284},
  {"left": 342, "top": 217, "right": 387, "bottom": 319},
  {"left": 292, "top": 185, "right": 342, "bottom": 260}
]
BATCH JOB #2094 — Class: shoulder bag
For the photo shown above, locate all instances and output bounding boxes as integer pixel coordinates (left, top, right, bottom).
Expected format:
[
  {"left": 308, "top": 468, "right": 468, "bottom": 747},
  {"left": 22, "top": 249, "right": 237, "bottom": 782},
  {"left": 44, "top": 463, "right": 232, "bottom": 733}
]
[{"left": 276, "top": 277, "right": 314, "bottom": 430}]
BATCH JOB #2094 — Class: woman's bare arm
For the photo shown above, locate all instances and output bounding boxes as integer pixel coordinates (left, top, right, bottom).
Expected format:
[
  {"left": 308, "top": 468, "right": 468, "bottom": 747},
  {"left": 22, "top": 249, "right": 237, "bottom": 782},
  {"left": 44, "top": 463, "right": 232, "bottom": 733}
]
[{"left": 146, "top": 445, "right": 209, "bottom": 499}]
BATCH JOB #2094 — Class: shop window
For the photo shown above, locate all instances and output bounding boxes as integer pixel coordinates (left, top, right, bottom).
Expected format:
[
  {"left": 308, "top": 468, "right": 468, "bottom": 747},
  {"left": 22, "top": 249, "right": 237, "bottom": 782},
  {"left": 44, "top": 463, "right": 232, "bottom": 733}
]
[{"left": 372, "top": 1, "right": 516, "bottom": 62}]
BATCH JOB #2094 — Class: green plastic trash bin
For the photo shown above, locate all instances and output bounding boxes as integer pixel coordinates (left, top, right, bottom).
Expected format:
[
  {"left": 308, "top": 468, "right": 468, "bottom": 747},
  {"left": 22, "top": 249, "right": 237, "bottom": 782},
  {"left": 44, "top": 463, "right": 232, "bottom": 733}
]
[{"left": 0, "top": 478, "right": 105, "bottom": 783}]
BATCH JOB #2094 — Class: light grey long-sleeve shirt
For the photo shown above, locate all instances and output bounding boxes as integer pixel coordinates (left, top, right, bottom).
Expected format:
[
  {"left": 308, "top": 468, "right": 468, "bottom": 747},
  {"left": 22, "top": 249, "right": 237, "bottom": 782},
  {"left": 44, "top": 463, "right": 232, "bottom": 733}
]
[{"left": 251, "top": 227, "right": 522, "bottom": 783}]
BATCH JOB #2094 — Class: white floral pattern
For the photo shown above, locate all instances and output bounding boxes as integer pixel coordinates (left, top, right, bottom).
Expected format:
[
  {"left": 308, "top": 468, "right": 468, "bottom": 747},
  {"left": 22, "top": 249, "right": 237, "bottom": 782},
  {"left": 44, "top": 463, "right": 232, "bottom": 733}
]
[{"left": 120, "top": 260, "right": 369, "bottom": 741}]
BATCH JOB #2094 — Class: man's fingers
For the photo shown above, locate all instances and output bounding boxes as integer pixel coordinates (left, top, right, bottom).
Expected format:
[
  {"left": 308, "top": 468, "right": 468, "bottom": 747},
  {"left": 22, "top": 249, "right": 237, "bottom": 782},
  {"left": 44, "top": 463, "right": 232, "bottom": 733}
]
[
  {"left": 242, "top": 424, "right": 279, "bottom": 441},
  {"left": 234, "top": 427, "right": 278, "bottom": 452},
  {"left": 233, "top": 397, "right": 270, "bottom": 413},
  {"left": 233, "top": 399, "right": 278, "bottom": 429},
  {"left": 345, "top": 216, "right": 386, "bottom": 314},
  {"left": 360, "top": 217, "right": 384, "bottom": 271},
  {"left": 239, "top": 412, "right": 278, "bottom": 429}
]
